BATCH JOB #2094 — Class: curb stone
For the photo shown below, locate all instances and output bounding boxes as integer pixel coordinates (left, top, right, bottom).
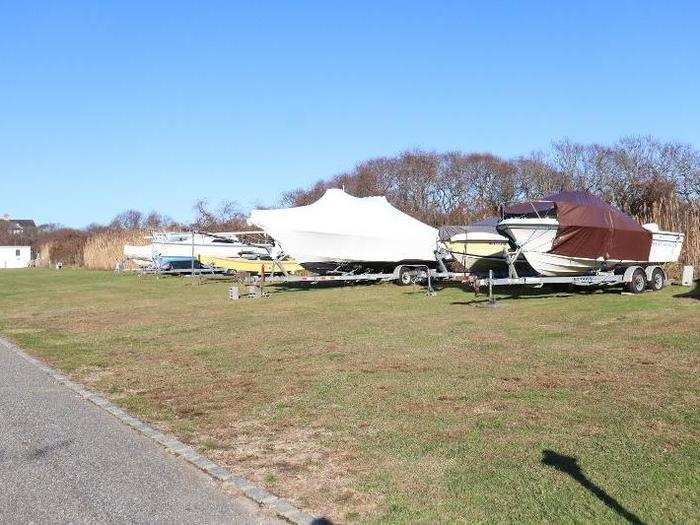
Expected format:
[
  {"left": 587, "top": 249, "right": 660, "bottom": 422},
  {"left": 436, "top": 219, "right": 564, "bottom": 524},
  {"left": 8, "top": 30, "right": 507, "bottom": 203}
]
[{"left": 0, "top": 336, "right": 319, "bottom": 525}]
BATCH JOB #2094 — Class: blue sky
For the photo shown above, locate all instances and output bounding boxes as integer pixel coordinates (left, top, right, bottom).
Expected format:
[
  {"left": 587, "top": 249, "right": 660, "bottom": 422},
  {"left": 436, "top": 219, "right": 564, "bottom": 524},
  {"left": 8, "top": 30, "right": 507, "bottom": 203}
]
[{"left": 1, "top": 1, "right": 698, "bottom": 227}]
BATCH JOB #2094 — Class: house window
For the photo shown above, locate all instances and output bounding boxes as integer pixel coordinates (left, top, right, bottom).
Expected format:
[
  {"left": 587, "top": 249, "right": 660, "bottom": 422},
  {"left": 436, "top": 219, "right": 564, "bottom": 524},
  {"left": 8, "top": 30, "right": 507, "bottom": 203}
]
[{"left": 15, "top": 249, "right": 20, "bottom": 256}]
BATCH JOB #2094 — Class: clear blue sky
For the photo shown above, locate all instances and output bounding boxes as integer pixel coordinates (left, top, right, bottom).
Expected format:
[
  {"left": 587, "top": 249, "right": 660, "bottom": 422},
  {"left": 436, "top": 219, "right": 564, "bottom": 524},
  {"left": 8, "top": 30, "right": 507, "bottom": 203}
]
[{"left": 2, "top": 1, "right": 698, "bottom": 227}]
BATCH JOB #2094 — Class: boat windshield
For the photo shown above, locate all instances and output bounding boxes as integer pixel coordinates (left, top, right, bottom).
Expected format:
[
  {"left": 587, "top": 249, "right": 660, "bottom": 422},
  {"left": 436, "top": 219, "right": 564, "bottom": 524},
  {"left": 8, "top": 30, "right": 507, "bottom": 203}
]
[
  {"left": 211, "top": 238, "right": 238, "bottom": 243},
  {"left": 502, "top": 200, "right": 557, "bottom": 219}
]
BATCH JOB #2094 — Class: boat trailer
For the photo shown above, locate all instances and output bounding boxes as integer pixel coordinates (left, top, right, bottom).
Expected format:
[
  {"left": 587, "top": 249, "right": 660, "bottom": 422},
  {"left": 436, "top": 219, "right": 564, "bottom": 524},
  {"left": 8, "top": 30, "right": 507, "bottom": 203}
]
[
  {"left": 228, "top": 246, "right": 668, "bottom": 301},
  {"left": 464, "top": 265, "right": 667, "bottom": 306}
]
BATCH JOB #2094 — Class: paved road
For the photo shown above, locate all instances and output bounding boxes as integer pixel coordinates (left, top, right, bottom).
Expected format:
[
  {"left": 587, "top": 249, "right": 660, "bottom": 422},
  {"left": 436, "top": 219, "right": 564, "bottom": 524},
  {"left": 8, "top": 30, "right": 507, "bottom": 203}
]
[{"left": 0, "top": 339, "right": 281, "bottom": 524}]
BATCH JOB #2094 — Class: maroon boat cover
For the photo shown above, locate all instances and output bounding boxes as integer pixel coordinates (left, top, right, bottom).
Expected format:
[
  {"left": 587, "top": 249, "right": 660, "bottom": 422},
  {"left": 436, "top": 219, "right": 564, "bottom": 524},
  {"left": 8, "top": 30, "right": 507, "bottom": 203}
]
[{"left": 504, "top": 191, "right": 652, "bottom": 261}]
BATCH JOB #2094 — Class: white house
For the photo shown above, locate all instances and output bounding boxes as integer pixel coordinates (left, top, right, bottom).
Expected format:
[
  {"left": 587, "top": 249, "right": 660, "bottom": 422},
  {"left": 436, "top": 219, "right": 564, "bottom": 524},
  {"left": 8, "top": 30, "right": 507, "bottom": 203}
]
[{"left": 0, "top": 246, "right": 31, "bottom": 268}]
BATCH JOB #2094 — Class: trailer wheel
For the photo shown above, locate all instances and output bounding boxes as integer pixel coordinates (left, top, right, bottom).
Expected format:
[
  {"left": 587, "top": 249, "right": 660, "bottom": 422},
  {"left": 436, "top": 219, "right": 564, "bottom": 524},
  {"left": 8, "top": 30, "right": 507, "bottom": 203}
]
[
  {"left": 626, "top": 268, "right": 647, "bottom": 294},
  {"left": 398, "top": 267, "right": 414, "bottom": 286},
  {"left": 648, "top": 267, "right": 665, "bottom": 291}
]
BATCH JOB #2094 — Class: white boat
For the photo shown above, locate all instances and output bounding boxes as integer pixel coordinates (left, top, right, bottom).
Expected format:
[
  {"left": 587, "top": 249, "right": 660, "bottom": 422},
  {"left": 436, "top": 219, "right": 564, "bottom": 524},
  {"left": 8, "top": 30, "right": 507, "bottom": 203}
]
[
  {"left": 248, "top": 189, "right": 438, "bottom": 273},
  {"left": 122, "top": 244, "right": 154, "bottom": 267},
  {"left": 123, "top": 232, "right": 279, "bottom": 267},
  {"left": 497, "top": 192, "right": 685, "bottom": 276},
  {"left": 643, "top": 223, "right": 686, "bottom": 262}
]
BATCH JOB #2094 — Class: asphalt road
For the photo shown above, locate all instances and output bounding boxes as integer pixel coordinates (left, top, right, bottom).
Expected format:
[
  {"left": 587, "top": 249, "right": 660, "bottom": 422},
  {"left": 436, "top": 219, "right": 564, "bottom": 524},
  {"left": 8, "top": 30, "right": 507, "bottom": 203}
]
[{"left": 0, "top": 339, "right": 281, "bottom": 524}]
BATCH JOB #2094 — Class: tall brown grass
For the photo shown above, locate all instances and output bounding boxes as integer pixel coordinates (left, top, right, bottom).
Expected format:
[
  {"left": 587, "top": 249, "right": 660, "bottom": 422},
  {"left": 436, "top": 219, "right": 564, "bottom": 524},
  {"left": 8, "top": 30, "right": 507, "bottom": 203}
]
[
  {"left": 35, "top": 230, "right": 88, "bottom": 267},
  {"left": 637, "top": 198, "right": 699, "bottom": 278},
  {"left": 83, "top": 229, "right": 149, "bottom": 270},
  {"left": 35, "top": 243, "right": 52, "bottom": 267}
]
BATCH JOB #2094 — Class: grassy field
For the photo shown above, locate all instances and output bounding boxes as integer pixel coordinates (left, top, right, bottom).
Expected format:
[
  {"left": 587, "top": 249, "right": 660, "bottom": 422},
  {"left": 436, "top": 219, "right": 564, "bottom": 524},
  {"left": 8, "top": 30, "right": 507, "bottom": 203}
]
[{"left": 1, "top": 268, "right": 698, "bottom": 523}]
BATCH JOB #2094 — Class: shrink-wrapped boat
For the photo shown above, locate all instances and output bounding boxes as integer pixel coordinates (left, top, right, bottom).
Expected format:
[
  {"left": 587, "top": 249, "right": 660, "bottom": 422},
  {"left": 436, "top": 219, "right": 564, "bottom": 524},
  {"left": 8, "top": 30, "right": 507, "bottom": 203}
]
[{"left": 248, "top": 189, "right": 438, "bottom": 274}]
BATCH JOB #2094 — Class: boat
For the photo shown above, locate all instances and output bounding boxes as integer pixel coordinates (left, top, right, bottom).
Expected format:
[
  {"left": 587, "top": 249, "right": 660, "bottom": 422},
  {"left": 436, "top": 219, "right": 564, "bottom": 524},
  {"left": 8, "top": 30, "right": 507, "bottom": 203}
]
[
  {"left": 122, "top": 244, "right": 154, "bottom": 267},
  {"left": 198, "top": 254, "right": 304, "bottom": 275},
  {"left": 438, "top": 218, "right": 517, "bottom": 273},
  {"left": 496, "top": 191, "right": 685, "bottom": 276},
  {"left": 248, "top": 189, "right": 438, "bottom": 274},
  {"left": 123, "top": 231, "right": 279, "bottom": 267},
  {"left": 153, "top": 255, "right": 206, "bottom": 271}
]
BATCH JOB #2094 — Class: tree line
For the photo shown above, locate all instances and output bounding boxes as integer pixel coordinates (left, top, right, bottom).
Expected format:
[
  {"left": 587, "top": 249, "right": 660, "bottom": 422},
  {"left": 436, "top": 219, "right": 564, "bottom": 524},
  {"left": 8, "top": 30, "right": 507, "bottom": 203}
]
[{"left": 282, "top": 135, "right": 700, "bottom": 226}]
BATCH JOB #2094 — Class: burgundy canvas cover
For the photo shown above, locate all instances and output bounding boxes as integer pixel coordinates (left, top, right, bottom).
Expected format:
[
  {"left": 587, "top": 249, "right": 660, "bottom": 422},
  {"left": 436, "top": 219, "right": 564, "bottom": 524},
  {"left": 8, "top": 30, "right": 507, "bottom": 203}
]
[{"left": 504, "top": 191, "right": 652, "bottom": 261}]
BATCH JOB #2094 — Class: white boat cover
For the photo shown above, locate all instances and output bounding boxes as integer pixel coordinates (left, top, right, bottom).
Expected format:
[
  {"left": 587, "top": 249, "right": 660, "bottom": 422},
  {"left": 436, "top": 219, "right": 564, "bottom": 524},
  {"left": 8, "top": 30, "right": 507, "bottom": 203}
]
[{"left": 248, "top": 189, "right": 438, "bottom": 264}]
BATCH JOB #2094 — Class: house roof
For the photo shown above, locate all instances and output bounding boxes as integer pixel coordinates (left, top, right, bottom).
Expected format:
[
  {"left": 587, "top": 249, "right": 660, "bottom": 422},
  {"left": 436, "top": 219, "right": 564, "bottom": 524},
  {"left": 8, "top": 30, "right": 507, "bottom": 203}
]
[{"left": 2, "top": 219, "right": 36, "bottom": 228}]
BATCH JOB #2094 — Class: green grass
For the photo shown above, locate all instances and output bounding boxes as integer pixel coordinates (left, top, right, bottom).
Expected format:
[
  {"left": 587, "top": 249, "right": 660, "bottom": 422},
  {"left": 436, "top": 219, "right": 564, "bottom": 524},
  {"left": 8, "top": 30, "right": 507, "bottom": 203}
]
[{"left": 1, "top": 268, "right": 698, "bottom": 523}]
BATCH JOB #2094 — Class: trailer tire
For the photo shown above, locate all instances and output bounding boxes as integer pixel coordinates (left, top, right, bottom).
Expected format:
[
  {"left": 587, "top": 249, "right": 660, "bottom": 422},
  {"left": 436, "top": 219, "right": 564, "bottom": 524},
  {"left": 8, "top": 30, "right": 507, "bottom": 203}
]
[
  {"left": 648, "top": 267, "right": 665, "bottom": 291},
  {"left": 398, "top": 267, "right": 414, "bottom": 286},
  {"left": 626, "top": 268, "right": 647, "bottom": 294}
]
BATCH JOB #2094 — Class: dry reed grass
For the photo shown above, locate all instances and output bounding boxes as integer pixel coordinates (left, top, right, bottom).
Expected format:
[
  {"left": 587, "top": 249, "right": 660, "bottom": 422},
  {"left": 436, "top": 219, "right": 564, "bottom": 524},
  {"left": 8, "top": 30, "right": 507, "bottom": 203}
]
[
  {"left": 83, "top": 229, "right": 150, "bottom": 270},
  {"left": 35, "top": 230, "right": 88, "bottom": 267},
  {"left": 35, "top": 243, "right": 52, "bottom": 267}
]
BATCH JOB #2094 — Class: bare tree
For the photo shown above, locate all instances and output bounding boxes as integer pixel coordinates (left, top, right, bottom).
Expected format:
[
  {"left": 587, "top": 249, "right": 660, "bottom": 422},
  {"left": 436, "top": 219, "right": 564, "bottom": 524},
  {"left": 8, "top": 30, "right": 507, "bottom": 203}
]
[
  {"left": 513, "top": 152, "right": 567, "bottom": 199},
  {"left": 191, "top": 199, "right": 248, "bottom": 231},
  {"left": 109, "top": 209, "right": 144, "bottom": 230}
]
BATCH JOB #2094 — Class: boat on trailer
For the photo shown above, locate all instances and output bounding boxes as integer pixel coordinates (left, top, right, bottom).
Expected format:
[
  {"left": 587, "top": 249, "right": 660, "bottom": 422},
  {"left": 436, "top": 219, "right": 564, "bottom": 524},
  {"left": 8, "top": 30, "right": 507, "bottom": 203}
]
[
  {"left": 438, "top": 218, "right": 530, "bottom": 274},
  {"left": 124, "top": 231, "right": 280, "bottom": 267},
  {"left": 497, "top": 191, "right": 685, "bottom": 277},
  {"left": 248, "top": 189, "right": 438, "bottom": 274},
  {"left": 198, "top": 254, "right": 304, "bottom": 275}
]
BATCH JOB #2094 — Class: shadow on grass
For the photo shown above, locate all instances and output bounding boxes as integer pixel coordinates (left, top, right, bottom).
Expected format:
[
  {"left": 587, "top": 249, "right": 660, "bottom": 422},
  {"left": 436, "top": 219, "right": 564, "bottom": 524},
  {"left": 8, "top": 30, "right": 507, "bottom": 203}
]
[
  {"left": 541, "top": 450, "right": 644, "bottom": 524},
  {"left": 674, "top": 280, "right": 699, "bottom": 300}
]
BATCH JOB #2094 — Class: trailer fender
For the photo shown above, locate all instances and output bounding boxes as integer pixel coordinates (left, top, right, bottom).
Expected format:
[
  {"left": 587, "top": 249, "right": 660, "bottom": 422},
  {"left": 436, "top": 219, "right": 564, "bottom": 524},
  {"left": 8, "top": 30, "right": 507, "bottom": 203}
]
[
  {"left": 644, "top": 265, "right": 662, "bottom": 282},
  {"left": 622, "top": 266, "right": 642, "bottom": 283},
  {"left": 624, "top": 266, "right": 648, "bottom": 293},
  {"left": 645, "top": 266, "right": 666, "bottom": 291}
]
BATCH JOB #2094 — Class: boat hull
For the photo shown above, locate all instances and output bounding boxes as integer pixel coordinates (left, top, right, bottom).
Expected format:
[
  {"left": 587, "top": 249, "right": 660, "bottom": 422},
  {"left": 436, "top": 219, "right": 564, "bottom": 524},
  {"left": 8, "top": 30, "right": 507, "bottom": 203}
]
[
  {"left": 515, "top": 251, "right": 604, "bottom": 276},
  {"left": 151, "top": 242, "right": 266, "bottom": 259},
  {"left": 647, "top": 228, "right": 685, "bottom": 262},
  {"left": 123, "top": 245, "right": 154, "bottom": 267},
  {"left": 123, "top": 232, "right": 276, "bottom": 266},
  {"left": 441, "top": 240, "right": 510, "bottom": 273},
  {"left": 253, "top": 230, "right": 437, "bottom": 274},
  {"left": 299, "top": 259, "right": 436, "bottom": 274},
  {"left": 198, "top": 255, "right": 304, "bottom": 275}
]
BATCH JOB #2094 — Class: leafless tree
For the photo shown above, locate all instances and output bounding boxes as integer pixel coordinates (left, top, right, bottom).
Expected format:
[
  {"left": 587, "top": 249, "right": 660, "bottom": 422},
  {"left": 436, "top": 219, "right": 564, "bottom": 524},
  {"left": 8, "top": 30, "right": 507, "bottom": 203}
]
[{"left": 191, "top": 199, "right": 248, "bottom": 231}]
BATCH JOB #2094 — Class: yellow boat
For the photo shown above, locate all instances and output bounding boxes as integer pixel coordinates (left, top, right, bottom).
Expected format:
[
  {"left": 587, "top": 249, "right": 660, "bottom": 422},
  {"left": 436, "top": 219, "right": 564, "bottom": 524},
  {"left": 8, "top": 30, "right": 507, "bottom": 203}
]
[
  {"left": 198, "top": 255, "right": 304, "bottom": 275},
  {"left": 442, "top": 240, "right": 509, "bottom": 272},
  {"left": 439, "top": 220, "right": 512, "bottom": 273}
]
